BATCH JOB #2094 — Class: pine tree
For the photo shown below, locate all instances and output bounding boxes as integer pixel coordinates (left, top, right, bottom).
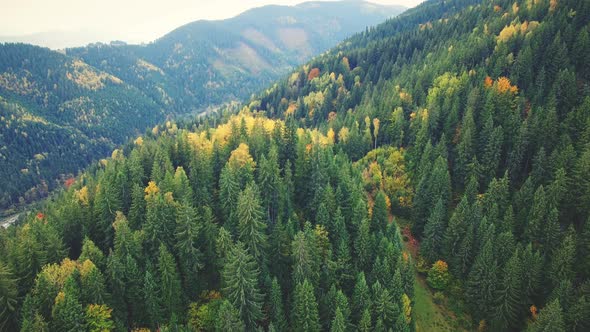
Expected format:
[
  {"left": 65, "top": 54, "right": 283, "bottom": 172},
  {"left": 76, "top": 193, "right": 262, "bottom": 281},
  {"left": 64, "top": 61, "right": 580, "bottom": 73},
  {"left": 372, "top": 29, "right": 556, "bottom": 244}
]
[
  {"left": 372, "top": 191, "right": 389, "bottom": 233},
  {"left": 527, "top": 300, "right": 566, "bottom": 332},
  {"left": 258, "top": 146, "right": 281, "bottom": 223},
  {"left": 292, "top": 279, "right": 321, "bottom": 332},
  {"left": 0, "top": 262, "right": 17, "bottom": 331},
  {"left": 51, "top": 277, "right": 85, "bottom": 332},
  {"left": 175, "top": 202, "right": 203, "bottom": 292},
  {"left": 158, "top": 244, "right": 182, "bottom": 322},
  {"left": 352, "top": 272, "right": 371, "bottom": 324},
  {"left": 358, "top": 309, "right": 372, "bottom": 332},
  {"left": 372, "top": 281, "right": 397, "bottom": 328},
  {"left": 79, "top": 261, "right": 107, "bottom": 305},
  {"left": 128, "top": 183, "right": 146, "bottom": 229},
  {"left": 492, "top": 249, "right": 524, "bottom": 331},
  {"left": 420, "top": 198, "right": 446, "bottom": 262},
  {"left": 443, "top": 195, "right": 469, "bottom": 276},
  {"left": 354, "top": 218, "right": 372, "bottom": 272},
  {"left": 143, "top": 269, "right": 161, "bottom": 330},
  {"left": 237, "top": 184, "right": 267, "bottom": 262},
  {"left": 292, "top": 231, "right": 320, "bottom": 287},
  {"left": 330, "top": 307, "right": 346, "bottom": 332},
  {"left": 549, "top": 233, "right": 576, "bottom": 288},
  {"left": 466, "top": 239, "right": 497, "bottom": 322},
  {"left": 79, "top": 237, "right": 106, "bottom": 271},
  {"left": 222, "top": 242, "right": 263, "bottom": 327},
  {"left": 269, "top": 277, "right": 286, "bottom": 331},
  {"left": 215, "top": 300, "right": 245, "bottom": 332}
]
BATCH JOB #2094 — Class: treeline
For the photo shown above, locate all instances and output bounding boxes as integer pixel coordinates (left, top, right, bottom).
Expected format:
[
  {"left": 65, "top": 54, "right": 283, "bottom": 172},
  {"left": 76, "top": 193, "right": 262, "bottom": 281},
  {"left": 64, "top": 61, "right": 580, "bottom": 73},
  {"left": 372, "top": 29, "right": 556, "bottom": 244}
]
[{"left": 0, "top": 113, "right": 414, "bottom": 331}]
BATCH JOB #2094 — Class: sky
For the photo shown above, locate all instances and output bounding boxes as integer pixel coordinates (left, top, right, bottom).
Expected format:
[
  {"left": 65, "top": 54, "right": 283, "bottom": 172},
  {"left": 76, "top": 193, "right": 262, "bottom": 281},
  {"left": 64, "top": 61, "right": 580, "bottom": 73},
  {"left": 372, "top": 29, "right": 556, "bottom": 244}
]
[{"left": 0, "top": 0, "right": 424, "bottom": 48}]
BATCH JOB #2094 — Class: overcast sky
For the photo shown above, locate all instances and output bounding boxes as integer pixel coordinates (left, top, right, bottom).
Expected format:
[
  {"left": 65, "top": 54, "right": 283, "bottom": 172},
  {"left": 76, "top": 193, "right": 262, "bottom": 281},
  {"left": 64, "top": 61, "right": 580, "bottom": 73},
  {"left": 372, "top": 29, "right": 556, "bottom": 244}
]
[{"left": 0, "top": 0, "right": 424, "bottom": 46}]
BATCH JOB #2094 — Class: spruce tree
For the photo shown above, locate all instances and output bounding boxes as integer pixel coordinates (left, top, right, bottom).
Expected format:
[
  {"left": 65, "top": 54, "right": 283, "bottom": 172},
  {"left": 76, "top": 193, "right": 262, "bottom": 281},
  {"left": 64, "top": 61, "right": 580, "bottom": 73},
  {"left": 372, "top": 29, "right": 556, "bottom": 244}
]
[
  {"left": 269, "top": 277, "right": 286, "bottom": 331},
  {"left": 420, "top": 198, "right": 446, "bottom": 263},
  {"left": 222, "top": 242, "right": 264, "bottom": 328},
  {"left": 215, "top": 300, "right": 246, "bottom": 332},
  {"left": 492, "top": 249, "right": 524, "bottom": 331},
  {"left": 527, "top": 300, "right": 566, "bottom": 332},
  {"left": 466, "top": 239, "right": 497, "bottom": 322},
  {"left": 372, "top": 191, "right": 389, "bottom": 233},
  {"left": 292, "top": 279, "right": 321, "bottom": 332},
  {"left": 158, "top": 244, "right": 182, "bottom": 322},
  {"left": 237, "top": 184, "right": 267, "bottom": 262}
]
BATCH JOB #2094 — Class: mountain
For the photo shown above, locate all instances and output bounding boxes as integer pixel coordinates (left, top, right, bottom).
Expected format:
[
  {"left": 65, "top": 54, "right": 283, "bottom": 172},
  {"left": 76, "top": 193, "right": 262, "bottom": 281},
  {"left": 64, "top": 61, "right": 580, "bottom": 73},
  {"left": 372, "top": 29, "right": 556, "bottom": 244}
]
[
  {"left": 2, "top": 0, "right": 590, "bottom": 330},
  {"left": 0, "top": 43, "right": 163, "bottom": 210},
  {"left": 67, "top": 1, "right": 406, "bottom": 112},
  {"left": 0, "top": 1, "right": 405, "bottom": 211}
]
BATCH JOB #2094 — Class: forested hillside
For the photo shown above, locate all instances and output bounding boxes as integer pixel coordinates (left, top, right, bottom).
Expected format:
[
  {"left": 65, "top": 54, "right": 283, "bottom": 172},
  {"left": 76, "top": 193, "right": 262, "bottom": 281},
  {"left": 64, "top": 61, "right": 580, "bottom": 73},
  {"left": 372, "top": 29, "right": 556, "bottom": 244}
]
[
  {"left": 0, "top": 44, "right": 162, "bottom": 210},
  {"left": 243, "top": 0, "right": 590, "bottom": 330},
  {"left": 0, "top": 1, "right": 404, "bottom": 212},
  {"left": 1, "top": 0, "right": 590, "bottom": 331},
  {"left": 0, "top": 113, "right": 414, "bottom": 331},
  {"left": 67, "top": 1, "right": 405, "bottom": 111}
]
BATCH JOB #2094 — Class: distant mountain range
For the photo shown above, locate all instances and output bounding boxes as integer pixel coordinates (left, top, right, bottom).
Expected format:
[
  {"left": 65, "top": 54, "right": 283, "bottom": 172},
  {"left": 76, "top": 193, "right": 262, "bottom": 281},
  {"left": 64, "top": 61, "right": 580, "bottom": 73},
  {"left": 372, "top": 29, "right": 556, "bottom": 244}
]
[{"left": 0, "top": 1, "right": 406, "bottom": 210}]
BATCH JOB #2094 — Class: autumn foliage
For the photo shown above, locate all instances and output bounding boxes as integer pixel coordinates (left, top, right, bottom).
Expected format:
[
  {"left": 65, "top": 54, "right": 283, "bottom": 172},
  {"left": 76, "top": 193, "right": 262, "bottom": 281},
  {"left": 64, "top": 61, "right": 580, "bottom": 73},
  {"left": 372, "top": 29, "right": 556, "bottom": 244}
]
[
  {"left": 308, "top": 67, "right": 320, "bottom": 81},
  {"left": 427, "top": 260, "right": 450, "bottom": 290}
]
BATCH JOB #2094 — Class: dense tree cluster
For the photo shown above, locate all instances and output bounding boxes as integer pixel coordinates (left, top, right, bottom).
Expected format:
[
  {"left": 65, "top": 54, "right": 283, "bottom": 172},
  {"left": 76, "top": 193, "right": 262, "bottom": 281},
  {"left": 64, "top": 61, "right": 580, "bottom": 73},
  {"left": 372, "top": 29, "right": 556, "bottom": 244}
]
[
  {"left": 0, "top": 44, "right": 163, "bottom": 211},
  {"left": 2, "top": 0, "right": 590, "bottom": 330},
  {"left": 0, "top": 113, "right": 413, "bottom": 331},
  {"left": 235, "top": 0, "right": 589, "bottom": 330}
]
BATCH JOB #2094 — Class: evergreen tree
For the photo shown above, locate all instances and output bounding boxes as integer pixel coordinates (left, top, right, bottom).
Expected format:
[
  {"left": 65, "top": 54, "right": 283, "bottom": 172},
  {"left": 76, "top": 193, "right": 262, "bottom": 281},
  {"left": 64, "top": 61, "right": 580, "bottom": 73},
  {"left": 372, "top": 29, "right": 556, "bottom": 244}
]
[
  {"left": 358, "top": 309, "right": 372, "bottom": 332},
  {"left": 51, "top": 277, "right": 85, "bottom": 332},
  {"left": 158, "top": 244, "right": 182, "bottom": 322},
  {"left": 143, "top": 269, "right": 161, "bottom": 330},
  {"left": 492, "top": 249, "right": 524, "bottom": 331},
  {"left": 215, "top": 300, "right": 246, "bottom": 332},
  {"left": 372, "top": 191, "right": 389, "bottom": 233},
  {"left": 0, "top": 262, "right": 17, "bottom": 331},
  {"left": 352, "top": 272, "right": 371, "bottom": 324},
  {"left": 330, "top": 307, "right": 346, "bottom": 332},
  {"left": 222, "top": 242, "right": 264, "bottom": 327},
  {"left": 292, "top": 279, "right": 321, "bottom": 332},
  {"left": 420, "top": 198, "right": 446, "bottom": 262},
  {"left": 527, "top": 300, "right": 566, "bottom": 332},
  {"left": 236, "top": 184, "right": 267, "bottom": 262},
  {"left": 175, "top": 202, "right": 203, "bottom": 293},
  {"left": 466, "top": 239, "right": 497, "bottom": 322},
  {"left": 269, "top": 277, "right": 286, "bottom": 331}
]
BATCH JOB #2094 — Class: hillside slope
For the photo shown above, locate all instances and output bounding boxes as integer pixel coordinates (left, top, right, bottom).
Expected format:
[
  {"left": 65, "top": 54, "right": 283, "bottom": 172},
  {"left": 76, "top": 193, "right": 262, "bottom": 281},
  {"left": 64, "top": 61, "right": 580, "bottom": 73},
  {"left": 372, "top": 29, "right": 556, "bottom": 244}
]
[
  {"left": 0, "top": 43, "right": 163, "bottom": 209},
  {"left": 67, "top": 1, "right": 405, "bottom": 111},
  {"left": 236, "top": 0, "right": 589, "bottom": 329},
  {"left": 0, "top": 1, "right": 405, "bottom": 211}
]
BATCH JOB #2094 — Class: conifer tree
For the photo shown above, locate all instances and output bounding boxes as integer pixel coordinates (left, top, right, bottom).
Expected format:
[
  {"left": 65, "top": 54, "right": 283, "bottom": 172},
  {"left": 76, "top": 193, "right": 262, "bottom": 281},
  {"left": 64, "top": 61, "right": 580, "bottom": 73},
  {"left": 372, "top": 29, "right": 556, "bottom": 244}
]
[
  {"left": 292, "top": 279, "right": 321, "bottom": 332},
  {"left": 492, "top": 248, "right": 524, "bottom": 331},
  {"left": 421, "top": 198, "right": 446, "bottom": 262},
  {"left": 222, "top": 242, "right": 263, "bottom": 327},
  {"left": 215, "top": 300, "right": 245, "bottom": 332},
  {"left": 372, "top": 191, "right": 389, "bottom": 233},
  {"left": 269, "top": 277, "right": 286, "bottom": 331},
  {"left": 158, "top": 244, "right": 182, "bottom": 322},
  {"left": 352, "top": 272, "right": 371, "bottom": 324},
  {"left": 527, "top": 300, "right": 566, "bottom": 332},
  {"left": 330, "top": 307, "right": 346, "bottom": 332},
  {"left": 237, "top": 184, "right": 267, "bottom": 262},
  {"left": 0, "top": 262, "right": 17, "bottom": 331},
  {"left": 466, "top": 239, "right": 497, "bottom": 322}
]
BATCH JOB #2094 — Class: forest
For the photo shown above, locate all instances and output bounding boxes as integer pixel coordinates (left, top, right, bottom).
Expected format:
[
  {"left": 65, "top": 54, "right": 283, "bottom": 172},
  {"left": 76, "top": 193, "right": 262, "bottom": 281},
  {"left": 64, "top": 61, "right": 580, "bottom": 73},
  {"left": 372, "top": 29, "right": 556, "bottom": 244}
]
[{"left": 1, "top": 0, "right": 590, "bottom": 331}]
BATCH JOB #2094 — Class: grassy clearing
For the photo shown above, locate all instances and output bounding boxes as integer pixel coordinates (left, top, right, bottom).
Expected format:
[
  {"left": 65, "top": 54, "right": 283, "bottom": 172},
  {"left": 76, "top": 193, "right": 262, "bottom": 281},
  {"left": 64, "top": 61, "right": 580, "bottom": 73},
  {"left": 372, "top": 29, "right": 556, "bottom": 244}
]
[{"left": 413, "top": 276, "right": 456, "bottom": 332}]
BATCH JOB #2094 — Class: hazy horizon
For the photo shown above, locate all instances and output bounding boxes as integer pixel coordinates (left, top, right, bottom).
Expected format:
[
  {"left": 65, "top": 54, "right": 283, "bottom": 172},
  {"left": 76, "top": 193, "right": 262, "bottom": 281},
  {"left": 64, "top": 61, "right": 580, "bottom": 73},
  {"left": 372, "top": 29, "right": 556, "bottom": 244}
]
[{"left": 0, "top": 0, "right": 423, "bottom": 49}]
